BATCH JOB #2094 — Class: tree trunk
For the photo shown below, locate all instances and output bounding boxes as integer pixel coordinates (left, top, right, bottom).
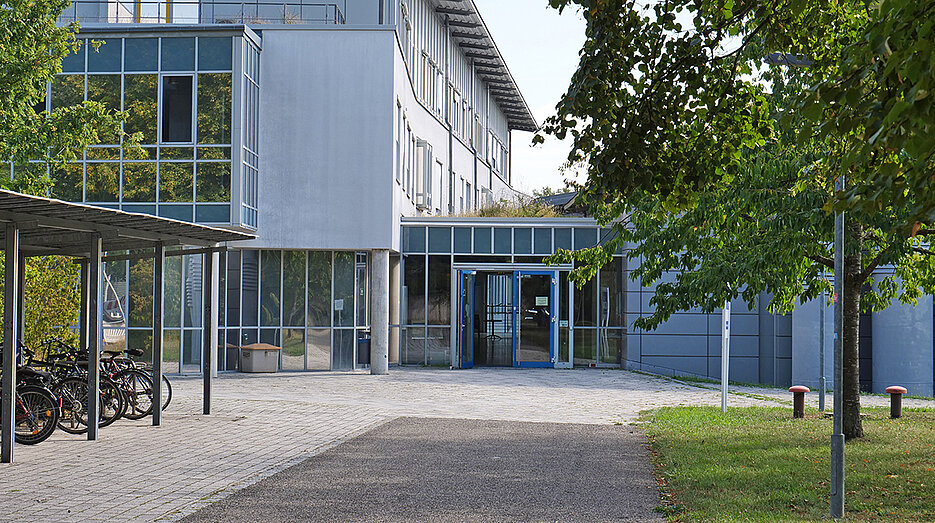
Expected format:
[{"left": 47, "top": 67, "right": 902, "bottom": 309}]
[{"left": 842, "top": 234, "right": 864, "bottom": 440}]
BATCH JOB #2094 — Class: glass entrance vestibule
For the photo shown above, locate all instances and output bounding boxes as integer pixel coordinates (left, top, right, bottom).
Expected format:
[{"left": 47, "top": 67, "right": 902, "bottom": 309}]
[{"left": 398, "top": 218, "right": 627, "bottom": 369}]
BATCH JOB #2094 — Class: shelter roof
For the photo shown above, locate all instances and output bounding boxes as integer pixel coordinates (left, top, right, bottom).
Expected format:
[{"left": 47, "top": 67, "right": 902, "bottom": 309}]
[{"left": 0, "top": 190, "right": 254, "bottom": 257}]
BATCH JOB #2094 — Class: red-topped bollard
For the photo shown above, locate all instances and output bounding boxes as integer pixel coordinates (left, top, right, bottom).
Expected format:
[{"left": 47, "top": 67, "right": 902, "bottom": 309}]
[
  {"left": 885, "top": 386, "right": 908, "bottom": 419},
  {"left": 789, "top": 386, "right": 810, "bottom": 418}
]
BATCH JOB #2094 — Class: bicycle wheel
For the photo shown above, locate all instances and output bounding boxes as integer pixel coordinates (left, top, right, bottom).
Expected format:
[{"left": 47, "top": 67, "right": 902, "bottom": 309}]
[
  {"left": 53, "top": 377, "right": 88, "bottom": 434},
  {"left": 14, "top": 385, "right": 60, "bottom": 445},
  {"left": 98, "top": 376, "right": 125, "bottom": 427},
  {"left": 161, "top": 375, "right": 172, "bottom": 411},
  {"left": 115, "top": 369, "right": 154, "bottom": 420}
]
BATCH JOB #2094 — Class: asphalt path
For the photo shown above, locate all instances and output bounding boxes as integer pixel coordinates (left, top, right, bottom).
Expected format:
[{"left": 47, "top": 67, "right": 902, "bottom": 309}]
[{"left": 183, "top": 417, "right": 662, "bottom": 522}]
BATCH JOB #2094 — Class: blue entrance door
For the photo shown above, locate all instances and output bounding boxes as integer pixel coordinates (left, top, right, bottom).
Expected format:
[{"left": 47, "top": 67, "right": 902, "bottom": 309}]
[
  {"left": 513, "top": 271, "right": 556, "bottom": 368},
  {"left": 457, "top": 270, "right": 475, "bottom": 369}
]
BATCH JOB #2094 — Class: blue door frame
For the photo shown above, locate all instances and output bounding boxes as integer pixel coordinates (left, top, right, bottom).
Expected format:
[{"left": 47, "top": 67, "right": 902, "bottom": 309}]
[{"left": 513, "top": 271, "right": 556, "bottom": 368}]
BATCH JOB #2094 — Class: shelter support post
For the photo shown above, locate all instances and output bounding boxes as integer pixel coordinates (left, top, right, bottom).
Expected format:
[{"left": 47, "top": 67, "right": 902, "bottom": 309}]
[
  {"left": 87, "top": 234, "right": 102, "bottom": 441},
  {"left": 202, "top": 249, "right": 219, "bottom": 415},
  {"left": 152, "top": 244, "right": 164, "bottom": 426},
  {"left": 2, "top": 224, "right": 20, "bottom": 463},
  {"left": 371, "top": 249, "right": 389, "bottom": 375}
]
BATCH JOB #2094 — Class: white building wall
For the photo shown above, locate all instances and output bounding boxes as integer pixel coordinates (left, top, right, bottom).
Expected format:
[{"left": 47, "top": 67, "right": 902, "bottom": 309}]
[{"left": 248, "top": 28, "right": 397, "bottom": 251}]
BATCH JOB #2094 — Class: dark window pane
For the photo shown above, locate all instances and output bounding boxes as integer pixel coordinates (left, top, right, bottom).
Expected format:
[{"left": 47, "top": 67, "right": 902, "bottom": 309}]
[
  {"left": 159, "top": 162, "right": 193, "bottom": 202},
  {"left": 124, "top": 38, "right": 158, "bottom": 71},
  {"left": 534, "top": 228, "right": 551, "bottom": 255},
  {"left": 50, "top": 163, "right": 83, "bottom": 201},
  {"left": 260, "top": 250, "right": 281, "bottom": 326},
  {"left": 494, "top": 228, "right": 511, "bottom": 254},
  {"left": 124, "top": 74, "right": 158, "bottom": 144},
  {"left": 195, "top": 204, "right": 230, "bottom": 222},
  {"left": 122, "top": 162, "right": 156, "bottom": 202},
  {"left": 404, "top": 226, "right": 425, "bottom": 253},
  {"left": 128, "top": 330, "right": 153, "bottom": 364},
  {"left": 282, "top": 251, "right": 306, "bottom": 327},
  {"left": 87, "top": 39, "right": 121, "bottom": 72},
  {"left": 514, "top": 228, "right": 531, "bottom": 254},
  {"left": 164, "top": 256, "right": 182, "bottom": 327},
  {"left": 473, "top": 227, "right": 491, "bottom": 254},
  {"left": 428, "top": 227, "right": 451, "bottom": 253},
  {"left": 453, "top": 227, "right": 471, "bottom": 253},
  {"left": 161, "top": 38, "right": 195, "bottom": 70},
  {"left": 241, "top": 250, "right": 259, "bottom": 326},
  {"left": 197, "top": 73, "right": 231, "bottom": 144},
  {"left": 85, "top": 163, "right": 119, "bottom": 202},
  {"left": 307, "top": 251, "right": 332, "bottom": 327},
  {"left": 157, "top": 204, "right": 193, "bottom": 221},
  {"left": 332, "top": 329, "right": 355, "bottom": 370},
  {"left": 87, "top": 74, "right": 121, "bottom": 143},
  {"left": 161, "top": 76, "right": 193, "bottom": 143},
  {"left": 226, "top": 251, "right": 241, "bottom": 327},
  {"left": 555, "top": 228, "right": 572, "bottom": 251},
  {"left": 600, "top": 259, "right": 624, "bottom": 328},
  {"left": 404, "top": 255, "right": 425, "bottom": 324},
  {"left": 61, "top": 45, "right": 85, "bottom": 73},
  {"left": 574, "top": 272, "right": 596, "bottom": 327},
  {"left": 51, "top": 75, "right": 84, "bottom": 109},
  {"left": 196, "top": 162, "right": 230, "bottom": 202},
  {"left": 198, "top": 37, "right": 232, "bottom": 70},
  {"left": 333, "top": 252, "right": 355, "bottom": 327},
  {"left": 575, "top": 228, "right": 598, "bottom": 249},
  {"left": 426, "top": 256, "right": 450, "bottom": 325}
]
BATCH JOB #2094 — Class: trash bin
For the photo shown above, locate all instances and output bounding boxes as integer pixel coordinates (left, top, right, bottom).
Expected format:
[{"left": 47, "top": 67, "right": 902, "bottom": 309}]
[
  {"left": 357, "top": 335, "right": 371, "bottom": 366},
  {"left": 240, "top": 343, "right": 281, "bottom": 373}
]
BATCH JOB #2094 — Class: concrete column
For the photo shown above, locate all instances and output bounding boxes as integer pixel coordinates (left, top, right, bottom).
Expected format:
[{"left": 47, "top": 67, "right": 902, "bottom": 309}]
[
  {"left": 2, "top": 224, "right": 20, "bottom": 463},
  {"left": 370, "top": 249, "right": 389, "bottom": 375}
]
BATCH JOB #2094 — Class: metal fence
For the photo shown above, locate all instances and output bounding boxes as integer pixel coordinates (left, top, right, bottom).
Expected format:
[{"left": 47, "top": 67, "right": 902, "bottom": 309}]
[{"left": 59, "top": 0, "right": 346, "bottom": 25}]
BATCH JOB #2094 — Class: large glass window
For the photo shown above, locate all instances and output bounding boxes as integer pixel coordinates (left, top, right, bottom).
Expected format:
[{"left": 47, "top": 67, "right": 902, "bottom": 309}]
[
  {"left": 123, "top": 163, "right": 156, "bottom": 202},
  {"left": 197, "top": 73, "right": 231, "bottom": 144},
  {"left": 51, "top": 163, "right": 83, "bottom": 201},
  {"left": 307, "top": 251, "right": 332, "bottom": 327},
  {"left": 161, "top": 38, "right": 195, "bottom": 71},
  {"left": 85, "top": 162, "right": 119, "bottom": 202},
  {"left": 282, "top": 251, "right": 306, "bottom": 327},
  {"left": 51, "top": 75, "right": 83, "bottom": 109},
  {"left": 426, "top": 255, "right": 450, "bottom": 325},
  {"left": 333, "top": 252, "right": 355, "bottom": 327},
  {"left": 404, "top": 255, "right": 425, "bottom": 325},
  {"left": 260, "top": 251, "right": 281, "bottom": 326},
  {"left": 124, "top": 38, "right": 158, "bottom": 71},
  {"left": 159, "top": 162, "right": 193, "bottom": 202},
  {"left": 87, "top": 40, "right": 121, "bottom": 73},
  {"left": 196, "top": 162, "right": 230, "bottom": 202},
  {"left": 124, "top": 74, "right": 158, "bottom": 144},
  {"left": 161, "top": 76, "right": 193, "bottom": 143},
  {"left": 198, "top": 37, "right": 232, "bottom": 70}
]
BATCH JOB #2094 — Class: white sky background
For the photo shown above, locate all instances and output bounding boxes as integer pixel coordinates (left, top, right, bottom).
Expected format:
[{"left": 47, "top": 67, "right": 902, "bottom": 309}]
[{"left": 472, "top": 0, "right": 586, "bottom": 196}]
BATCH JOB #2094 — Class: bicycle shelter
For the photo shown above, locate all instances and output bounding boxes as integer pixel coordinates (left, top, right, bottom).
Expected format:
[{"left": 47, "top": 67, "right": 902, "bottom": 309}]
[{"left": 0, "top": 190, "right": 253, "bottom": 463}]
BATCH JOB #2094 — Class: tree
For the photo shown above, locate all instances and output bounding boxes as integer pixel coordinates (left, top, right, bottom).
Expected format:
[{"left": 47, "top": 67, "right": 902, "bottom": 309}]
[
  {"left": 0, "top": 1, "right": 127, "bottom": 353},
  {"left": 541, "top": 0, "right": 935, "bottom": 440}
]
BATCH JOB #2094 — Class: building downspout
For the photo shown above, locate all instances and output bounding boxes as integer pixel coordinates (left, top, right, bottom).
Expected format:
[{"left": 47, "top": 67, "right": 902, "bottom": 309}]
[{"left": 445, "top": 16, "right": 454, "bottom": 215}]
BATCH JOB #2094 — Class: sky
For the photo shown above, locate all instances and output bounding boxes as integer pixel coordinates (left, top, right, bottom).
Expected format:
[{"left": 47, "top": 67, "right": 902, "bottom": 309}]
[{"left": 471, "top": 0, "right": 586, "bottom": 196}]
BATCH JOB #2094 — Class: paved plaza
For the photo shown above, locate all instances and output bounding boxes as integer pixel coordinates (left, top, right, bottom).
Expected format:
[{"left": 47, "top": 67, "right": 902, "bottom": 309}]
[{"left": 0, "top": 367, "right": 931, "bottom": 521}]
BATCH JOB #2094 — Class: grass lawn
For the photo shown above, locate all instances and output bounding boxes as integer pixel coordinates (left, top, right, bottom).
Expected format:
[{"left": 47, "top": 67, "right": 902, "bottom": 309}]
[{"left": 642, "top": 407, "right": 935, "bottom": 521}]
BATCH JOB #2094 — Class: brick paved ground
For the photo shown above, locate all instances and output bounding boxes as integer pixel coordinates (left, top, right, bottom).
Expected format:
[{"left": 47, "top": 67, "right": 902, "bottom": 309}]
[{"left": 0, "top": 367, "right": 930, "bottom": 522}]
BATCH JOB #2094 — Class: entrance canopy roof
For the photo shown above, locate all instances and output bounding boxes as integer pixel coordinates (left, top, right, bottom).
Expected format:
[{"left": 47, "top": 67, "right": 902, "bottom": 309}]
[{"left": 0, "top": 190, "right": 254, "bottom": 256}]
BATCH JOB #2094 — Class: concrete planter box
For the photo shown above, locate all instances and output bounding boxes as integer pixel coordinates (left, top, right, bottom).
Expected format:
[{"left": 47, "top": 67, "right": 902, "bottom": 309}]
[{"left": 240, "top": 343, "right": 281, "bottom": 373}]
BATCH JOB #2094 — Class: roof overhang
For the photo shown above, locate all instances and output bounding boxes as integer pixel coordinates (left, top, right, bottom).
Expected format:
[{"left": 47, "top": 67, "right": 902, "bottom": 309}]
[
  {"left": 435, "top": 0, "right": 538, "bottom": 132},
  {"left": 0, "top": 190, "right": 254, "bottom": 257}
]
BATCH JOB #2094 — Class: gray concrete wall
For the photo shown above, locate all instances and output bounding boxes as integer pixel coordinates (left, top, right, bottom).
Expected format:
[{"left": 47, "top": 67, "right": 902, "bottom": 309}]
[
  {"left": 791, "top": 296, "right": 834, "bottom": 390},
  {"left": 249, "top": 28, "right": 397, "bottom": 251},
  {"left": 872, "top": 295, "right": 934, "bottom": 397}
]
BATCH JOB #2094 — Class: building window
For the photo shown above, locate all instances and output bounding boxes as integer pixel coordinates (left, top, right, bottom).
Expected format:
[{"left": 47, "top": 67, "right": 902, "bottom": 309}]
[
  {"left": 415, "top": 140, "right": 432, "bottom": 210},
  {"left": 162, "top": 75, "right": 193, "bottom": 143}
]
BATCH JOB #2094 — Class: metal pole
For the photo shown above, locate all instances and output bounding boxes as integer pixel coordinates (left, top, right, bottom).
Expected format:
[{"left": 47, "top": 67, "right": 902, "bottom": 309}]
[
  {"left": 2, "top": 224, "right": 20, "bottom": 463},
  {"left": 819, "top": 274, "right": 826, "bottom": 412},
  {"left": 721, "top": 299, "right": 730, "bottom": 412},
  {"left": 721, "top": 300, "right": 730, "bottom": 412},
  {"left": 152, "top": 244, "right": 164, "bottom": 426},
  {"left": 87, "top": 234, "right": 102, "bottom": 441},
  {"left": 830, "top": 176, "right": 845, "bottom": 518},
  {"left": 202, "top": 250, "right": 217, "bottom": 415}
]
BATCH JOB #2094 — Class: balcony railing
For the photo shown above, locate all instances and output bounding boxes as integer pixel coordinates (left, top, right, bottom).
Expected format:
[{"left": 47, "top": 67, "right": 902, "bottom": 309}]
[{"left": 59, "top": 0, "right": 346, "bottom": 25}]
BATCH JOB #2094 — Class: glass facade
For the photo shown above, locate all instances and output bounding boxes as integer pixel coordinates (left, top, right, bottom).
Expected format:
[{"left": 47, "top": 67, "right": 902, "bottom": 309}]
[
  {"left": 400, "top": 223, "right": 626, "bottom": 368},
  {"left": 24, "top": 31, "right": 259, "bottom": 229}
]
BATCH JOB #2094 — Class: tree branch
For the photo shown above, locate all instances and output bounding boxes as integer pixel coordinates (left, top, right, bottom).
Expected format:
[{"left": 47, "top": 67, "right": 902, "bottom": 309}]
[{"left": 807, "top": 254, "right": 834, "bottom": 269}]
